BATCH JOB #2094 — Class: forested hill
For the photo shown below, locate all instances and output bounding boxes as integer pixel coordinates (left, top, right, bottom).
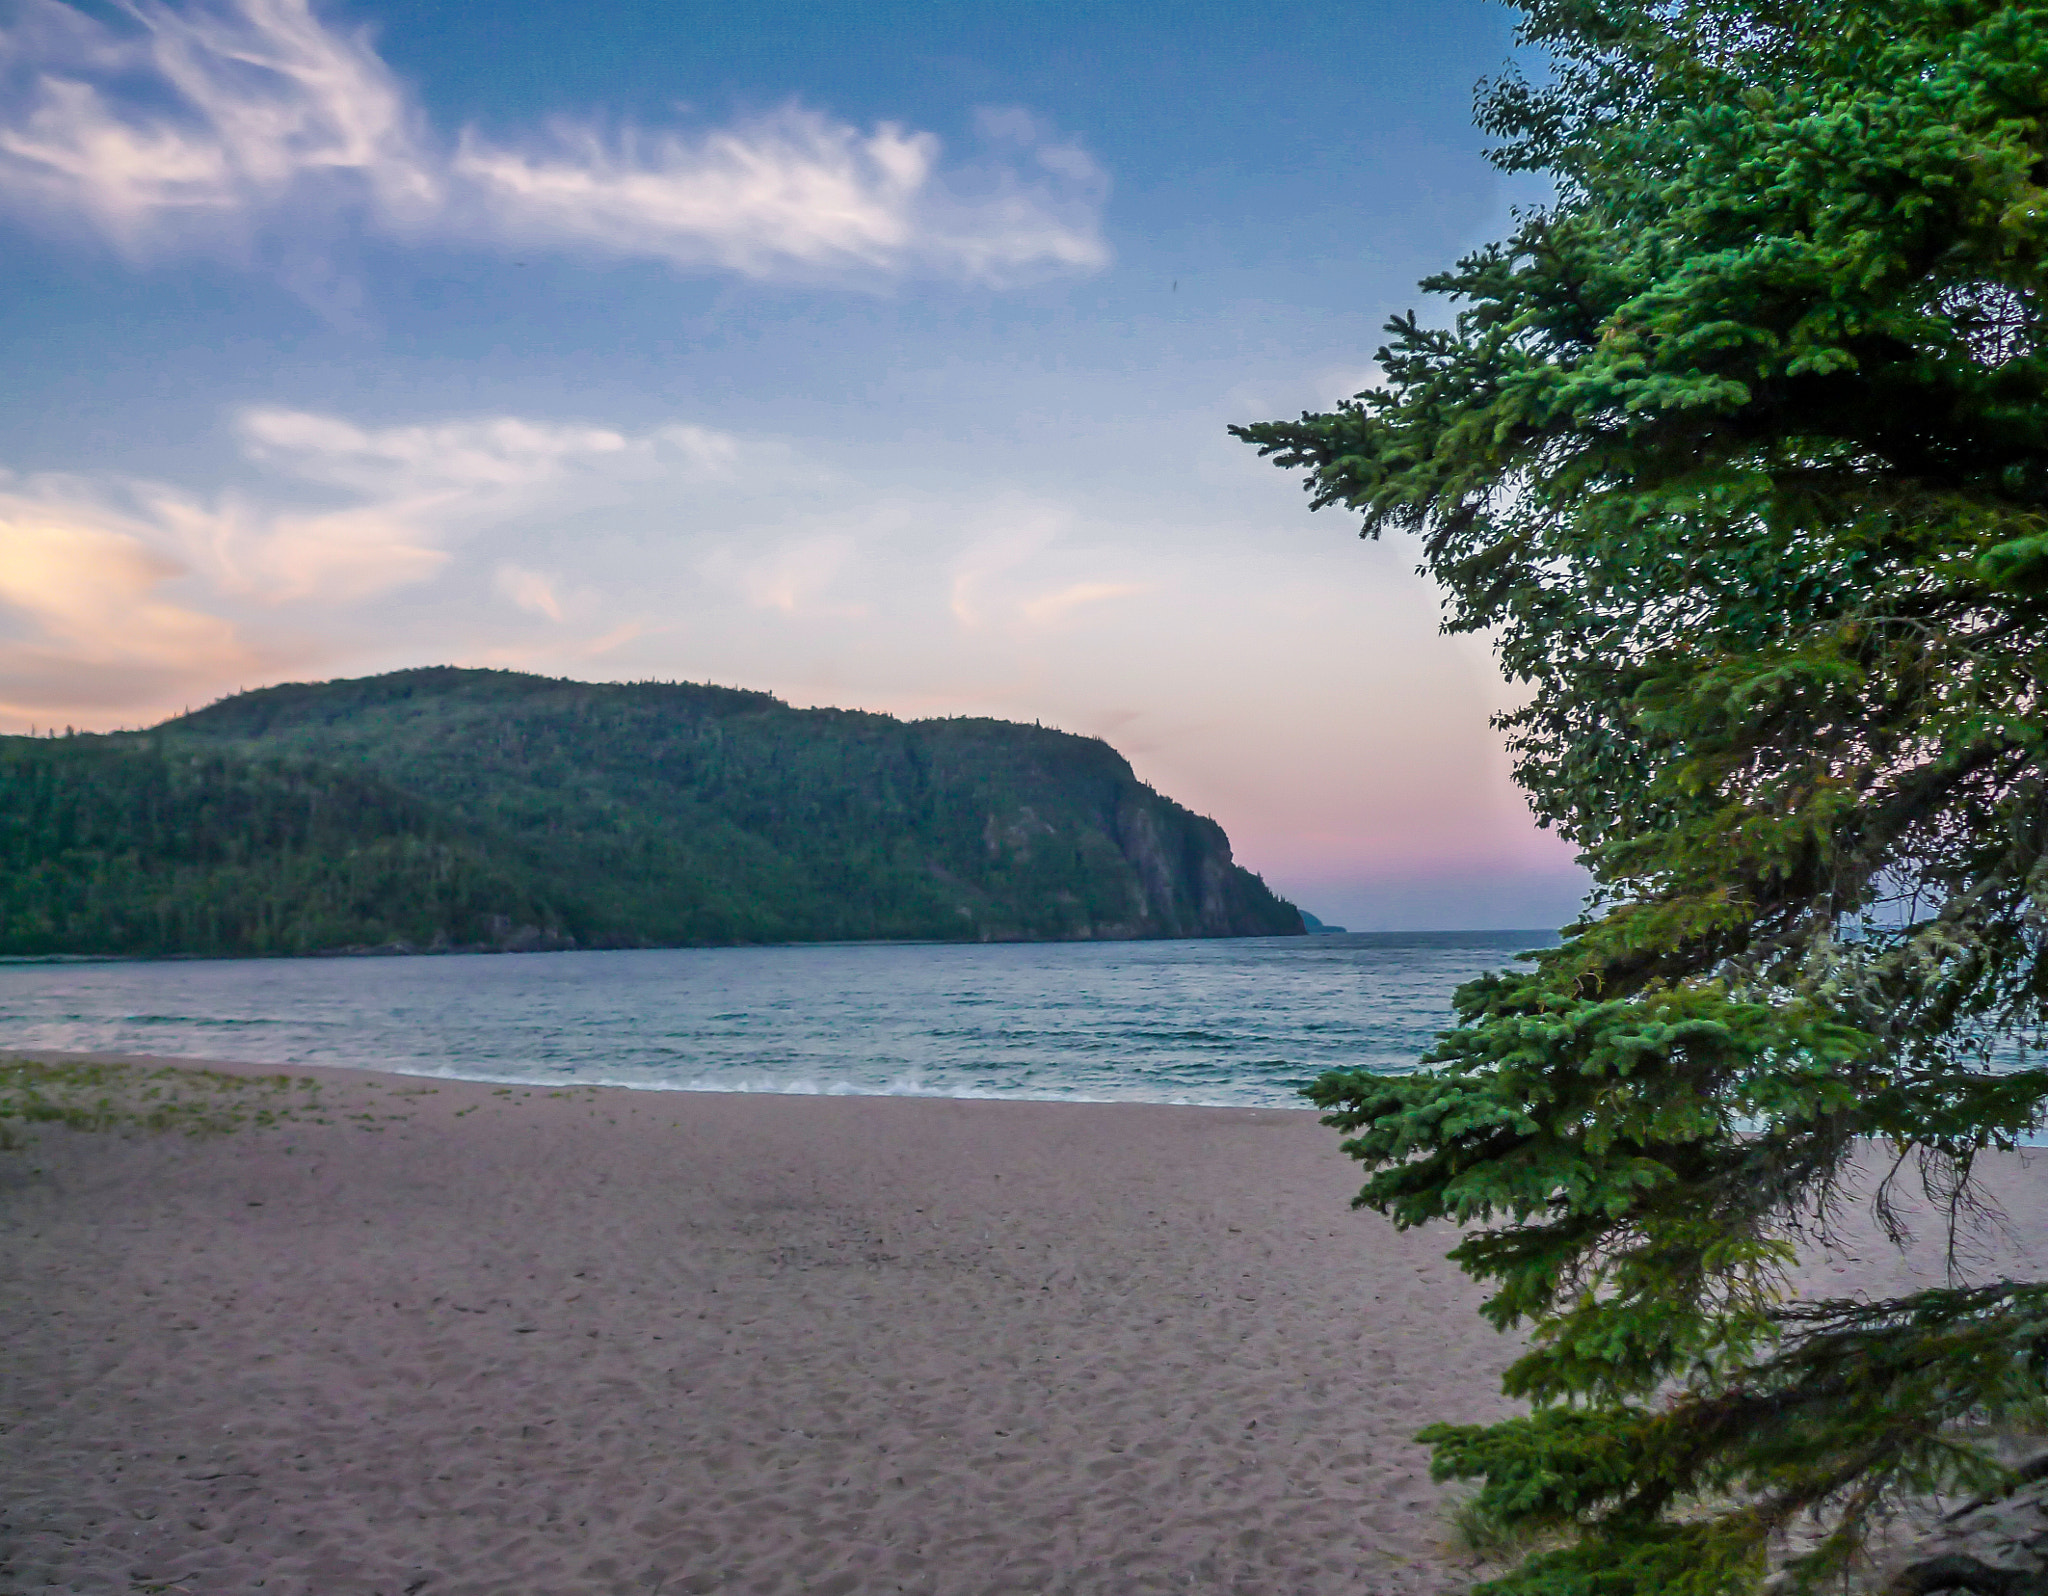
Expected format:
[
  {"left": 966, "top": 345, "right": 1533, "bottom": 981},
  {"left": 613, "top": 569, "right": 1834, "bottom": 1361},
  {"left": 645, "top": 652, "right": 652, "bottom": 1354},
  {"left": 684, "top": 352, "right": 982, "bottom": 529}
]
[{"left": 0, "top": 668, "right": 1303, "bottom": 958}]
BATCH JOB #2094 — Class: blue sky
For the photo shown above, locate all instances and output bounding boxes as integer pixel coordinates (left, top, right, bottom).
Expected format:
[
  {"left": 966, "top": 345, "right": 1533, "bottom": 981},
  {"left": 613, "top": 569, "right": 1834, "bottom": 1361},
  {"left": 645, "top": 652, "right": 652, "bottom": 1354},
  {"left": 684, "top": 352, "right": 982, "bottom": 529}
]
[{"left": 0, "top": 0, "right": 1589, "bottom": 929}]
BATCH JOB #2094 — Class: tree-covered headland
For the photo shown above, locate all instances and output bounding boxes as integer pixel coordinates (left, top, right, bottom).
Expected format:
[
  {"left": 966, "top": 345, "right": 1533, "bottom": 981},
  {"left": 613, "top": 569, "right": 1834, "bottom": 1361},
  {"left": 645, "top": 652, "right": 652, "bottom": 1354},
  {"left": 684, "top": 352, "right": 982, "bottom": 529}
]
[
  {"left": 1238, "top": 1, "right": 2048, "bottom": 1591},
  {"left": 0, "top": 669, "right": 1300, "bottom": 956}
]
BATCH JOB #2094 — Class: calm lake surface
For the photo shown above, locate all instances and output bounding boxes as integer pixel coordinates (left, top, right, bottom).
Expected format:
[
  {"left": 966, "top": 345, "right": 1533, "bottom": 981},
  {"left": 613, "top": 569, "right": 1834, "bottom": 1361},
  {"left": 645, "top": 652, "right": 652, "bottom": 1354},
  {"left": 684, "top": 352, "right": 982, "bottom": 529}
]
[{"left": 0, "top": 931, "right": 1555, "bottom": 1108}]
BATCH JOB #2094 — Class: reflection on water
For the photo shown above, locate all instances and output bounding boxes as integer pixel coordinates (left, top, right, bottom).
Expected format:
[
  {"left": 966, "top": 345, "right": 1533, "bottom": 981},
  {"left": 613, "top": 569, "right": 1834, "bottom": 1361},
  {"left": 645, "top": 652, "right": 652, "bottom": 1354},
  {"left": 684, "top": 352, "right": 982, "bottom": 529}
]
[{"left": 0, "top": 931, "right": 1555, "bottom": 1108}]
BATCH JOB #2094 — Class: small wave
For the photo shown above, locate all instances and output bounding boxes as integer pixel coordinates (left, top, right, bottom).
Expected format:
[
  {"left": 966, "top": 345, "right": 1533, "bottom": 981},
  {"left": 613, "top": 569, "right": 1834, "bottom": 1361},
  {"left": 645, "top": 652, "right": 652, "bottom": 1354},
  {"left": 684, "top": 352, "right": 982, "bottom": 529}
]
[
  {"left": 119, "top": 1014, "right": 282, "bottom": 1028},
  {"left": 0, "top": 935, "right": 1517, "bottom": 1108}
]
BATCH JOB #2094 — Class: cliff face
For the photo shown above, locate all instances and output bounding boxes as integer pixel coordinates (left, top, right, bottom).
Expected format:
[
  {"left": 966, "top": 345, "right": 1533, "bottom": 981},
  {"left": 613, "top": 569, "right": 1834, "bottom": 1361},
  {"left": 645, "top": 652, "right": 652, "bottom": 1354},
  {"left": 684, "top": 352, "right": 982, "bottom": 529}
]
[
  {"left": 962, "top": 787, "right": 1297, "bottom": 942},
  {"left": 1109, "top": 792, "right": 1279, "bottom": 939},
  {"left": 0, "top": 668, "right": 1302, "bottom": 957}
]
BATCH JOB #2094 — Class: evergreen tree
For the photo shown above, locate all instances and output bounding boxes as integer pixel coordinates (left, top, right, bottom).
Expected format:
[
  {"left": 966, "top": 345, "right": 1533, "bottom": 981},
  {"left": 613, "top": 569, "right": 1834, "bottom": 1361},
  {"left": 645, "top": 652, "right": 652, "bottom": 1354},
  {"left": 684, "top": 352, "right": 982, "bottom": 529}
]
[{"left": 1237, "top": 2, "right": 2048, "bottom": 1590}]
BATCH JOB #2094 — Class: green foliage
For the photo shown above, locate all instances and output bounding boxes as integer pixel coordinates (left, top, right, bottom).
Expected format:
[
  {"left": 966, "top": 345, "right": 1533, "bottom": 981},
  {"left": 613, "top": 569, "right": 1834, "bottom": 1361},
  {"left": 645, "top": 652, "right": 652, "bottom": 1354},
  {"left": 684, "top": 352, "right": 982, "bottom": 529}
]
[
  {"left": 0, "top": 1056, "right": 325, "bottom": 1143},
  {"left": 1239, "top": 0, "right": 2048, "bottom": 1589},
  {"left": 0, "top": 736, "right": 570, "bottom": 955},
  {"left": 0, "top": 669, "right": 1299, "bottom": 956}
]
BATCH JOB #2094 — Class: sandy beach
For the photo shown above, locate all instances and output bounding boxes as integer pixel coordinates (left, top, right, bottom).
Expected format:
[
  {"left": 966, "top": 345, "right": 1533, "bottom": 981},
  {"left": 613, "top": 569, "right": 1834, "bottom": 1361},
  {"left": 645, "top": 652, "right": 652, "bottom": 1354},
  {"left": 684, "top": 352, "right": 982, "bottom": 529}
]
[{"left": 3, "top": 1057, "right": 2044, "bottom": 1596}]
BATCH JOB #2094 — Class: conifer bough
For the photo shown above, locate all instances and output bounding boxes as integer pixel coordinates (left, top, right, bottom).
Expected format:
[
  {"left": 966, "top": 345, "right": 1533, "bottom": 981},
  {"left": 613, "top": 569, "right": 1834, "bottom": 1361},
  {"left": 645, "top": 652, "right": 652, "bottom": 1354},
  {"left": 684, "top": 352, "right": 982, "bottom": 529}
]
[{"left": 1236, "top": 2, "right": 2048, "bottom": 1590}]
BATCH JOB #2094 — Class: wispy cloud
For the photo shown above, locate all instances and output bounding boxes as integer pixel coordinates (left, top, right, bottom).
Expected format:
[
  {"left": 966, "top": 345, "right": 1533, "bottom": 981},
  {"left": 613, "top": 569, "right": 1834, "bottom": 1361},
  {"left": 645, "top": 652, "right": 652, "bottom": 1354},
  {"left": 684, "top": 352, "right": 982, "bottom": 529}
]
[
  {"left": 0, "top": 407, "right": 747, "bottom": 712},
  {"left": 0, "top": 0, "right": 1109, "bottom": 283},
  {"left": 948, "top": 522, "right": 1056, "bottom": 629},
  {"left": 0, "top": 0, "right": 431, "bottom": 254},
  {"left": 1017, "top": 579, "right": 1148, "bottom": 628},
  {"left": 233, "top": 408, "right": 734, "bottom": 497},
  {"left": 0, "top": 406, "right": 1161, "bottom": 730},
  {"left": 494, "top": 563, "right": 564, "bottom": 622},
  {"left": 708, "top": 533, "right": 868, "bottom": 619},
  {"left": 0, "top": 482, "right": 269, "bottom": 717},
  {"left": 187, "top": 408, "right": 728, "bottom": 602},
  {"left": 949, "top": 521, "right": 1148, "bottom": 633}
]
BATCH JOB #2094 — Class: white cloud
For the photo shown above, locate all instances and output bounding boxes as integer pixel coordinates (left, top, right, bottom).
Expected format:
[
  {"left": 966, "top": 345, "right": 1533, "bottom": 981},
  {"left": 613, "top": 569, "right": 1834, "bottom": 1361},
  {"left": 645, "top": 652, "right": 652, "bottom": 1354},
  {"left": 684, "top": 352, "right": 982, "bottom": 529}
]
[
  {"left": 184, "top": 408, "right": 740, "bottom": 601},
  {"left": 0, "top": 498, "right": 242, "bottom": 659},
  {"left": 451, "top": 110, "right": 931, "bottom": 276},
  {"left": 948, "top": 522, "right": 1056, "bottom": 628},
  {"left": 212, "top": 495, "right": 452, "bottom": 602},
  {"left": 0, "top": 0, "right": 430, "bottom": 254},
  {"left": 495, "top": 563, "right": 564, "bottom": 621},
  {"left": 234, "top": 408, "right": 721, "bottom": 494},
  {"left": 947, "top": 519, "right": 1146, "bottom": 632},
  {"left": 0, "top": 404, "right": 753, "bottom": 715},
  {"left": 1017, "top": 579, "right": 1148, "bottom": 628},
  {"left": 0, "top": 484, "right": 271, "bottom": 715},
  {"left": 0, "top": 0, "right": 1108, "bottom": 283},
  {"left": 709, "top": 533, "right": 867, "bottom": 619},
  {"left": 93, "top": 413, "right": 615, "bottom": 604}
]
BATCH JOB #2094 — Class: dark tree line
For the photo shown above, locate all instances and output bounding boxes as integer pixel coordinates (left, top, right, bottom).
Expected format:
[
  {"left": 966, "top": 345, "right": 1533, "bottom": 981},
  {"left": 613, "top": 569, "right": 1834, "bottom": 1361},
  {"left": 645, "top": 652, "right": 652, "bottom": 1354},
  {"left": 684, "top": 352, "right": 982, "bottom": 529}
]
[{"left": 1, "top": 669, "right": 1299, "bottom": 957}]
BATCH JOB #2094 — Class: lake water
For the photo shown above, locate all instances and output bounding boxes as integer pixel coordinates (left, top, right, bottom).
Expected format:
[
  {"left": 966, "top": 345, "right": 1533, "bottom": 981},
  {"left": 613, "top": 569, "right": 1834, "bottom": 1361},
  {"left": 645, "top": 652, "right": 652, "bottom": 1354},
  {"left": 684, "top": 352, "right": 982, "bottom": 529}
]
[{"left": 0, "top": 932, "right": 1555, "bottom": 1108}]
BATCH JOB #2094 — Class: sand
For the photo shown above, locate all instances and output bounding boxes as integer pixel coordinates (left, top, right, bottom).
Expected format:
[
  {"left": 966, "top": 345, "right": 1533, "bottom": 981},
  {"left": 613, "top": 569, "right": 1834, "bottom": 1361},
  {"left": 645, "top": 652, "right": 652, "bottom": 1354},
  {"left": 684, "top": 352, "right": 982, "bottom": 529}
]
[{"left": 2, "top": 1056, "right": 2044, "bottom": 1596}]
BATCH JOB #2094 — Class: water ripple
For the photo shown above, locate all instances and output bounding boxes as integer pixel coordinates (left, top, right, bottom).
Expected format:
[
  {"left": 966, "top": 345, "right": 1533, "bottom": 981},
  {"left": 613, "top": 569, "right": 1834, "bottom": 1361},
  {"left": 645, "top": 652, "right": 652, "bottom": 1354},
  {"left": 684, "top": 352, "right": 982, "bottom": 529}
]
[{"left": 0, "top": 932, "right": 1554, "bottom": 1108}]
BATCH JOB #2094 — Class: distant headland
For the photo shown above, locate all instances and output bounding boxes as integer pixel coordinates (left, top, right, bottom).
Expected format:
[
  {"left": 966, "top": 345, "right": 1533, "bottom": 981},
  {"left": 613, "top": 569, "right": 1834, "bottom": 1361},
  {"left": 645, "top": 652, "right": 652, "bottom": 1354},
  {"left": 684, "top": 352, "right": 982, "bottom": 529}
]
[{"left": 0, "top": 667, "right": 1304, "bottom": 958}]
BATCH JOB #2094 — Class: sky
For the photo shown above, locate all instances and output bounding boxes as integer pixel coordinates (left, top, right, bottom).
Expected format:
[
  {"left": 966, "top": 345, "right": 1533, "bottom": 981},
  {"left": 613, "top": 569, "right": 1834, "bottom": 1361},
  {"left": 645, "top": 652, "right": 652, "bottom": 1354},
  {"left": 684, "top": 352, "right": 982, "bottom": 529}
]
[{"left": 0, "top": 0, "right": 1590, "bottom": 931}]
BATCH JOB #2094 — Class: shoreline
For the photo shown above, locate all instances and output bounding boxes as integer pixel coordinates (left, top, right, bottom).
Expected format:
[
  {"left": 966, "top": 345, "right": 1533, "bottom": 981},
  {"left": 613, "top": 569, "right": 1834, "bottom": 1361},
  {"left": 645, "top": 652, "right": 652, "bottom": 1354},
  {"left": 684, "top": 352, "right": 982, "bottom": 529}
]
[{"left": 6, "top": 1047, "right": 1330, "bottom": 1112}]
